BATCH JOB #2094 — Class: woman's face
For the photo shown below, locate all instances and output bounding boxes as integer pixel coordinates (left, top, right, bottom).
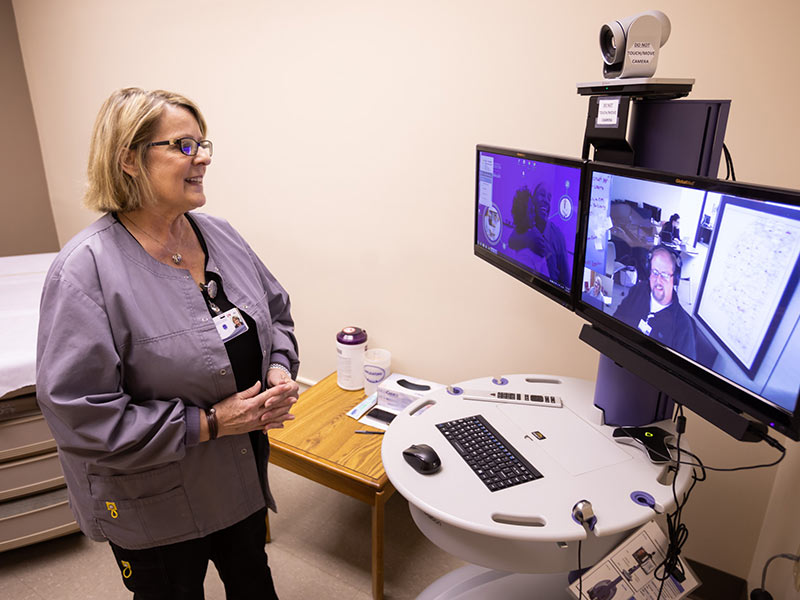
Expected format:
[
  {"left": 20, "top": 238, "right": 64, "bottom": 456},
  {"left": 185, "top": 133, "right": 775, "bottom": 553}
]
[{"left": 145, "top": 104, "right": 211, "bottom": 214}]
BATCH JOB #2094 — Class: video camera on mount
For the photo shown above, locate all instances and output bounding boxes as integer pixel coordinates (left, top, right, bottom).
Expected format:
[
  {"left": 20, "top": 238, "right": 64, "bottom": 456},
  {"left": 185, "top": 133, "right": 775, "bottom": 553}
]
[{"left": 600, "top": 10, "right": 671, "bottom": 79}]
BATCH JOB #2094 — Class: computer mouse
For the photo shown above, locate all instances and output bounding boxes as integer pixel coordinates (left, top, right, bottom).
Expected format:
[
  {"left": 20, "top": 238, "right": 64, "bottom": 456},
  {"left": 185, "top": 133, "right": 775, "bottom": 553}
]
[{"left": 402, "top": 444, "right": 441, "bottom": 474}]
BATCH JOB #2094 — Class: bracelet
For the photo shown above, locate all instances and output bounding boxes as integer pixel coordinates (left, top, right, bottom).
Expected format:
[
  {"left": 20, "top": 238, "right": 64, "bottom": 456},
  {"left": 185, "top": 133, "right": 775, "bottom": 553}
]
[
  {"left": 206, "top": 407, "right": 219, "bottom": 441},
  {"left": 269, "top": 363, "right": 292, "bottom": 378}
]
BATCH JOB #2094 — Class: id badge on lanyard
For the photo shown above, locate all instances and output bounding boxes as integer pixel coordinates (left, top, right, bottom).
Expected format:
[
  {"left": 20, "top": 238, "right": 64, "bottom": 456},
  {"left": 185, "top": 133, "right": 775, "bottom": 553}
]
[
  {"left": 213, "top": 307, "right": 249, "bottom": 343},
  {"left": 638, "top": 316, "right": 653, "bottom": 336}
]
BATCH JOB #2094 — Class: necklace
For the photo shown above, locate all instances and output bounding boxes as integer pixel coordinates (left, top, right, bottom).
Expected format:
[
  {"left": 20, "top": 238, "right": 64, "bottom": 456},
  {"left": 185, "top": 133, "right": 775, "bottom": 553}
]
[{"left": 122, "top": 214, "right": 186, "bottom": 265}]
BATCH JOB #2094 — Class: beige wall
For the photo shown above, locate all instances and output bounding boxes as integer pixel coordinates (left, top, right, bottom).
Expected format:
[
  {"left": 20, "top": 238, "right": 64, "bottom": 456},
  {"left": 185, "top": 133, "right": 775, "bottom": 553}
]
[
  {"left": 12, "top": 0, "right": 800, "bottom": 594},
  {"left": 0, "top": 0, "right": 57, "bottom": 256}
]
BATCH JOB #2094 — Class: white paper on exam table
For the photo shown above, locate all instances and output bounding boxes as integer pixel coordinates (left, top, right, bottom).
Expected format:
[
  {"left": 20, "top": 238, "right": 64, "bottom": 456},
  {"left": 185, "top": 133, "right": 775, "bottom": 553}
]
[{"left": 0, "top": 253, "right": 57, "bottom": 398}]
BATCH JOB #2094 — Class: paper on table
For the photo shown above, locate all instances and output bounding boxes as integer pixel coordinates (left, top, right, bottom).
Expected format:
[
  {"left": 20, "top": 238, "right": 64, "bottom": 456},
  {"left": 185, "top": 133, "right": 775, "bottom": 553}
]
[
  {"left": 345, "top": 393, "right": 401, "bottom": 431},
  {"left": 346, "top": 393, "right": 378, "bottom": 420}
]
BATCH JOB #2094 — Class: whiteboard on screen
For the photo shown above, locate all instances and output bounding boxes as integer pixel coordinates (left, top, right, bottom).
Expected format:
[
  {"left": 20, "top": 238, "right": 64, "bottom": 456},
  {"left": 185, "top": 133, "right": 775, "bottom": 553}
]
[{"left": 695, "top": 197, "right": 800, "bottom": 376}]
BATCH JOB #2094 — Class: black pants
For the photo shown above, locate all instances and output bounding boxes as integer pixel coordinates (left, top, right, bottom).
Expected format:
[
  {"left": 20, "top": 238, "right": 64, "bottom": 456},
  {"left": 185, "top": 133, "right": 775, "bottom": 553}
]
[{"left": 109, "top": 508, "right": 278, "bottom": 600}]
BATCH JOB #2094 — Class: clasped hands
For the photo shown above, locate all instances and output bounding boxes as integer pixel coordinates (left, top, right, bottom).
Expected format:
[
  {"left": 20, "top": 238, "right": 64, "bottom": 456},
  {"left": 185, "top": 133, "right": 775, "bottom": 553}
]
[{"left": 207, "top": 369, "right": 299, "bottom": 441}]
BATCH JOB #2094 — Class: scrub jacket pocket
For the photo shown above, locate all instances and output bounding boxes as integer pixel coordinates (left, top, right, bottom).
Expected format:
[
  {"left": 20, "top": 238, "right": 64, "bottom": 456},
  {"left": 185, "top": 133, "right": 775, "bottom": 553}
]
[{"left": 89, "top": 464, "right": 196, "bottom": 548}]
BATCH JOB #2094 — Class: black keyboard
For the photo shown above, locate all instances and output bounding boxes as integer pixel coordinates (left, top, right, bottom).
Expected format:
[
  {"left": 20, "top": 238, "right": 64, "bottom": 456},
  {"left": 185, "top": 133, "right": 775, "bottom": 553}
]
[{"left": 436, "top": 414, "right": 543, "bottom": 492}]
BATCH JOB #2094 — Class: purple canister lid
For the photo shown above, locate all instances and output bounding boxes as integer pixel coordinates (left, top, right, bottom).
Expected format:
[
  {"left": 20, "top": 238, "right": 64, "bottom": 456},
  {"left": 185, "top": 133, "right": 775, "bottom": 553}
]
[{"left": 336, "top": 326, "right": 368, "bottom": 345}]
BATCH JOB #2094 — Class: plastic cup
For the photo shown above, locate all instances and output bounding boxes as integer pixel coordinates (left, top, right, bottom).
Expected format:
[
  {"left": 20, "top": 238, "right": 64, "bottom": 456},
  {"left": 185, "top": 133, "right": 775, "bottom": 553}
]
[{"left": 363, "top": 349, "right": 391, "bottom": 396}]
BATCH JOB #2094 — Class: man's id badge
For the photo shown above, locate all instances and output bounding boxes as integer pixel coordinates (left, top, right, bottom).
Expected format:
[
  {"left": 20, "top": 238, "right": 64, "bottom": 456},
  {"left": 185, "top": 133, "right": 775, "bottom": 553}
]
[
  {"left": 638, "top": 318, "right": 652, "bottom": 336},
  {"left": 214, "top": 307, "right": 248, "bottom": 342}
]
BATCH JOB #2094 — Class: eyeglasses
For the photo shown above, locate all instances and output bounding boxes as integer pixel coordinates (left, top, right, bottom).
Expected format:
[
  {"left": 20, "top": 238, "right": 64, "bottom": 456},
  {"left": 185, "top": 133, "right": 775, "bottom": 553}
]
[
  {"left": 147, "top": 137, "right": 213, "bottom": 157},
  {"left": 650, "top": 267, "right": 674, "bottom": 282}
]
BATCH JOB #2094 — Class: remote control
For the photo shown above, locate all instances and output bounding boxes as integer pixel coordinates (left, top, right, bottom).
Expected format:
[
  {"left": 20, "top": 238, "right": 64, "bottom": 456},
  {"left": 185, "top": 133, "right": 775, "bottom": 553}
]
[{"left": 459, "top": 389, "right": 563, "bottom": 408}]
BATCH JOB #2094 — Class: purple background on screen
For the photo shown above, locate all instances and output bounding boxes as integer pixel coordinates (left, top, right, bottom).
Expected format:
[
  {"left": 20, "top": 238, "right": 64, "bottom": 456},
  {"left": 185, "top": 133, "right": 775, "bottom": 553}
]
[{"left": 477, "top": 151, "right": 581, "bottom": 290}]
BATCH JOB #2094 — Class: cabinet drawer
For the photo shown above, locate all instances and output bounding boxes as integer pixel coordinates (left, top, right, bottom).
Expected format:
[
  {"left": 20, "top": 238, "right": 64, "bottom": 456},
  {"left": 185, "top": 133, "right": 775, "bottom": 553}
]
[
  {"left": 0, "top": 451, "right": 64, "bottom": 501},
  {"left": 0, "top": 414, "right": 56, "bottom": 462},
  {"left": 0, "top": 487, "right": 78, "bottom": 552}
]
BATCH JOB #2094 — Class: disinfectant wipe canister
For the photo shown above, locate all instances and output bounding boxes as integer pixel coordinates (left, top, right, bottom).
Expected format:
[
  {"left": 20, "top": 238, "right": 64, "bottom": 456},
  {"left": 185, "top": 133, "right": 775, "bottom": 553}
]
[{"left": 336, "top": 326, "right": 368, "bottom": 390}]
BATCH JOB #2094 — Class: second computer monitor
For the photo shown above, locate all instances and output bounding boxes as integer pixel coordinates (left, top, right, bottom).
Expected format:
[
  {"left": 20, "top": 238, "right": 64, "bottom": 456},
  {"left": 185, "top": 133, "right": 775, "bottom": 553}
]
[{"left": 475, "top": 145, "right": 584, "bottom": 308}]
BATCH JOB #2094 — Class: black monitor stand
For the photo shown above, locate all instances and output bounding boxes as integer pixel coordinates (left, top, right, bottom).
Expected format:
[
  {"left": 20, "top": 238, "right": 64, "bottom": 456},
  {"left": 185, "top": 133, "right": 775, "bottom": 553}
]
[{"left": 581, "top": 92, "right": 730, "bottom": 179}]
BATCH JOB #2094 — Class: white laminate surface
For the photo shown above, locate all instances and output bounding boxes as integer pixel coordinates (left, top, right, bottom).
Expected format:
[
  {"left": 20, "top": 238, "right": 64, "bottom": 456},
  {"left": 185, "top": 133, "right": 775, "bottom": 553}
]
[{"left": 382, "top": 374, "right": 691, "bottom": 573}]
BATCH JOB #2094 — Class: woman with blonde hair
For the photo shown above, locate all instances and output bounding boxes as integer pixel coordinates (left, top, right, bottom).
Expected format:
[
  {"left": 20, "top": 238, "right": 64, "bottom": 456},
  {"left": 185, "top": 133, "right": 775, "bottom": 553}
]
[{"left": 37, "top": 87, "right": 299, "bottom": 598}]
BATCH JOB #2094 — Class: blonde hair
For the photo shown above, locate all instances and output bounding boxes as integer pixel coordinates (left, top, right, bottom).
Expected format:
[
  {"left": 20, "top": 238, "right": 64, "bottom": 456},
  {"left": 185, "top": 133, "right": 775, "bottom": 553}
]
[{"left": 84, "top": 88, "right": 208, "bottom": 212}]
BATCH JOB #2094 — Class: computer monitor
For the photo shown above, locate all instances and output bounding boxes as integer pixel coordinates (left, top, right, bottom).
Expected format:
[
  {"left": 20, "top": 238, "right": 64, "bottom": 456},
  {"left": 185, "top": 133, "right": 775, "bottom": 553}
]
[
  {"left": 474, "top": 145, "right": 585, "bottom": 308},
  {"left": 577, "top": 161, "right": 800, "bottom": 441}
]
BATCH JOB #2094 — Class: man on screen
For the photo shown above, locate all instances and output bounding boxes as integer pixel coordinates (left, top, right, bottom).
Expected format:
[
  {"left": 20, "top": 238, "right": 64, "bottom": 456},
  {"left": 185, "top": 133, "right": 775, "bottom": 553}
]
[{"left": 613, "top": 246, "right": 697, "bottom": 360}]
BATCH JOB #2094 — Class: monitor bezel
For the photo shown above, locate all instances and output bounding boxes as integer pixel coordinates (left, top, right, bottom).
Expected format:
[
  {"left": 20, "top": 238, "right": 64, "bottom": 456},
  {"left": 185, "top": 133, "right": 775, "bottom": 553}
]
[
  {"left": 575, "top": 161, "right": 800, "bottom": 441},
  {"left": 474, "top": 144, "right": 586, "bottom": 310}
]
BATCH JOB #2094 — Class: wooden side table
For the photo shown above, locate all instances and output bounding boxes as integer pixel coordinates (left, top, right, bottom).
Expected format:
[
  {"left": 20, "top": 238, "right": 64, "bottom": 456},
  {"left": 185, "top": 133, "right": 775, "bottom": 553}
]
[{"left": 266, "top": 373, "right": 394, "bottom": 600}]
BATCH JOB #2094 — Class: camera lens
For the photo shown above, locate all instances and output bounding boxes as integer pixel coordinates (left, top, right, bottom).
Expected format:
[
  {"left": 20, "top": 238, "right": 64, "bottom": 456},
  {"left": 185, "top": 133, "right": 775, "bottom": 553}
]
[{"left": 600, "top": 26, "right": 618, "bottom": 63}]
